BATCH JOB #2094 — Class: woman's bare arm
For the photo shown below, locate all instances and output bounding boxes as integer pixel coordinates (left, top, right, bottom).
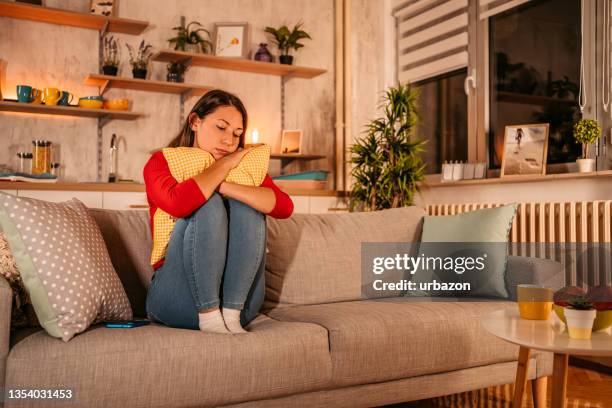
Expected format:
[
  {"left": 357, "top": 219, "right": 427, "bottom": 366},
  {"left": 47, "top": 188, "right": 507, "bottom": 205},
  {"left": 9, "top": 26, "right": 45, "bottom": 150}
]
[
  {"left": 218, "top": 182, "right": 276, "bottom": 214},
  {"left": 192, "top": 160, "right": 233, "bottom": 200}
]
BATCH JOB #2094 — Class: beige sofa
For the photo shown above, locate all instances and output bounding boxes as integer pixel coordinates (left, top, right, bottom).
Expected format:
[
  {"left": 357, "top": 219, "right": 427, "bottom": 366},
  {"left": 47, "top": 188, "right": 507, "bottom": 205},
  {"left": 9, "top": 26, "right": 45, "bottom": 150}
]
[{"left": 1, "top": 206, "right": 561, "bottom": 408}]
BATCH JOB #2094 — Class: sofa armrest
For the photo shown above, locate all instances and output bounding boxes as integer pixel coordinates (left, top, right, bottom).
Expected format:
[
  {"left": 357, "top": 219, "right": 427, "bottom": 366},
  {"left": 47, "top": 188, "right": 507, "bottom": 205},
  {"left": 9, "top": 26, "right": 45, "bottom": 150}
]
[
  {"left": 0, "top": 274, "right": 12, "bottom": 390},
  {"left": 505, "top": 255, "right": 565, "bottom": 301}
]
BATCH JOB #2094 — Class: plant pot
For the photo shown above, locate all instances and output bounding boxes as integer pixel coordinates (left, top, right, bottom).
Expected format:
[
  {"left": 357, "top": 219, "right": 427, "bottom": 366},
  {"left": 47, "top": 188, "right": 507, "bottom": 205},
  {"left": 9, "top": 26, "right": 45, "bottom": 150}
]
[
  {"left": 279, "top": 55, "right": 293, "bottom": 65},
  {"left": 564, "top": 308, "right": 596, "bottom": 339},
  {"left": 102, "top": 65, "right": 118, "bottom": 76},
  {"left": 166, "top": 72, "right": 183, "bottom": 83},
  {"left": 185, "top": 43, "right": 201, "bottom": 54},
  {"left": 576, "top": 158, "right": 595, "bottom": 173},
  {"left": 132, "top": 69, "right": 147, "bottom": 79}
]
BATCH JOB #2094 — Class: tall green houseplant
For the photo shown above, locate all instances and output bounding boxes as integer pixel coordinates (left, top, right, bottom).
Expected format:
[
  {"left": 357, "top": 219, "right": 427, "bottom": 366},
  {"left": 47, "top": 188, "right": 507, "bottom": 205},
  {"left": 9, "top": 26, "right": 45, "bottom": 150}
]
[{"left": 348, "top": 84, "right": 426, "bottom": 211}]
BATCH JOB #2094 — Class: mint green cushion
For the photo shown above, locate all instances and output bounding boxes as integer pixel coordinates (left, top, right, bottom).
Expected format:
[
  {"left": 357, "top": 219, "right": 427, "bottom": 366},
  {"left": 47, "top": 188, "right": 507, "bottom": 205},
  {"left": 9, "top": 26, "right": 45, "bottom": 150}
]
[{"left": 408, "top": 204, "right": 518, "bottom": 299}]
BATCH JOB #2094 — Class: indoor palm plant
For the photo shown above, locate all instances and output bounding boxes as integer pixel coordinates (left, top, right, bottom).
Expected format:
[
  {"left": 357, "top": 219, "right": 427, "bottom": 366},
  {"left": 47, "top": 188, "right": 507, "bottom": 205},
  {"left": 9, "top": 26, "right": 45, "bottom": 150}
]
[
  {"left": 168, "top": 20, "right": 212, "bottom": 54},
  {"left": 264, "top": 21, "right": 311, "bottom": 65},
  {"left": 573, "top": 118, "right": 602, "bottom": 173},
  {"left": 348, "top": 84, "right": 426, "bottom": 211}
]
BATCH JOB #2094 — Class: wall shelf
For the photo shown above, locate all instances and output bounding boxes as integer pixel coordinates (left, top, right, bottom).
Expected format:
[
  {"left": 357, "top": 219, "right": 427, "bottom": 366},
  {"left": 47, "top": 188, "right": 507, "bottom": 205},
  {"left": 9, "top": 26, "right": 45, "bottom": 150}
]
[
  {"left": 84, "top": 74, "right": 213, "bottom": 97},
  {"left": 496, "top": 91, "right": 577, "bottom": 107},
  {"left": 0, "top": 0, "right": 149, "bottom": 34},
  {"left": 152, "top": 50, "right": 327, "bottom": 79},
  {"left": 0, "top": 100, "right": 143, "bottom": 121},
  {"left": 270, "top": 153, "right": 325, "bottom": 160}
]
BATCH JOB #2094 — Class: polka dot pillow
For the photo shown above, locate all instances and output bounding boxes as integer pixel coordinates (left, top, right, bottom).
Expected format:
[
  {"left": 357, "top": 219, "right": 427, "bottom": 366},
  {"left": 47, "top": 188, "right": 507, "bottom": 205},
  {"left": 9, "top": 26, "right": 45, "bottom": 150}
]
[{"left": 0, "top": 192, "right": 132, "bottom": 341}]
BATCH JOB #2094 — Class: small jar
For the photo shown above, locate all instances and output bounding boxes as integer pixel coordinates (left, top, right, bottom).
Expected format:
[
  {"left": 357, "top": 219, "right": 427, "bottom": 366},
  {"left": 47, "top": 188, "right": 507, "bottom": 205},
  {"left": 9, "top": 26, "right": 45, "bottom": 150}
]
[
  {"left": 32, "top": 140, "right": 51, "bottom": 174},
  {"left": 50, "top": 162, "right": 60, "bottom": 178}
]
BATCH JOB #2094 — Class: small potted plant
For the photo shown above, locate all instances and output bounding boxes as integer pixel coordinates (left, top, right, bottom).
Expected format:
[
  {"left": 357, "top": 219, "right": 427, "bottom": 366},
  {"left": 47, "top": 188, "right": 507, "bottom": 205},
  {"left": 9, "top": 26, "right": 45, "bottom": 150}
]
[
  {"left": 102, "top": 35, "right": 119, "bottom": 76},
  {"left": 563, "top": 295, "right": 597, "bottom": 339},
  {"left": 573, "top": 118, "right": 602, "bottom": 173},
  {"left": 168, "top": 20, "right": 212, "bottom": 54},
  {"left": 126, "top": 40, "right": 153, "bottom": 79},
  {"left": 166, "top": 61, "right": 187, "bottom": 83},
  {"left": 264, "top": 21, "right": 311, "bottom": 65}
]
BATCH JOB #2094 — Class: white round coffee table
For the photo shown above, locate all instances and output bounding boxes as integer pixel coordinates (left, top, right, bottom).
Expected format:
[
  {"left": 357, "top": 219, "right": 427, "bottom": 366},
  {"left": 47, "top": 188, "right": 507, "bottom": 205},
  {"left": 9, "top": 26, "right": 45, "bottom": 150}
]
[{"left": 481, "top": 308, "right": 612, "bottom": 408}]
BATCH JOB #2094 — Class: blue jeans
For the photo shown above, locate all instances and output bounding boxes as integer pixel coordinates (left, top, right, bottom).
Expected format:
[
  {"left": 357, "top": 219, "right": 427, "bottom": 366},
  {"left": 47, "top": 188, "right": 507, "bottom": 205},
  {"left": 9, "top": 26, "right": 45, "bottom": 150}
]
[{"left": 145, "top": 193, "right": 267, "bottom": 329}]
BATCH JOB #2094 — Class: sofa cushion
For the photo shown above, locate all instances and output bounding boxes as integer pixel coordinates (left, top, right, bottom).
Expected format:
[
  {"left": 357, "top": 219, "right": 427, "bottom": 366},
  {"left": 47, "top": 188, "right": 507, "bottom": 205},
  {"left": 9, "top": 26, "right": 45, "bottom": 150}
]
[
  {"left": 6, "top": 314, "right": 332, "bottom": 408},
  {"left": 264, "top": 206, "right": 425, "bottom": 309},
  {"left": 266, "top": 299, "right": 519, "bottom": 387},
  {"left": 88, "top": 209, "right": 154, "bottom": 318},
  {"left": 0, "top": 193, "right": 132, "bottom": 342}
]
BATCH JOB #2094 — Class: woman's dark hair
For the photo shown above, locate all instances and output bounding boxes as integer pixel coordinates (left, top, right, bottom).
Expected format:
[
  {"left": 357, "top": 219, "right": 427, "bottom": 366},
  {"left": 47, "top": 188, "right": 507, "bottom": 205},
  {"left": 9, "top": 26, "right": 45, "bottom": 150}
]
[{"left": 167, "top": 89, "right": 248, "bottom": 148}]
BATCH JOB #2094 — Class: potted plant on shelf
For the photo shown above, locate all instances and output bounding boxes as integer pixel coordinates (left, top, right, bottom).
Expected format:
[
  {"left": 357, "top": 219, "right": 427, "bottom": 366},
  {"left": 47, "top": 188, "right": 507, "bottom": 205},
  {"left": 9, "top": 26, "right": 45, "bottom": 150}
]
[
  {"left": 102, "top": 35, "right": 119, "bottom": 76},
  {"left": 126, "top": 40, "right": 153, "bottom": 79},
  {"left": 264, "top": 21, "right": 311, "bottom": 65},
  {"left": 168, "top": 20, "right": 212, "bottom": 54},
  {"left": 348, "top": 84, "right": 426, "bottom": 211},
  {"left": 166, "top": 61, "right": 187, "bottom": 83},
  {"left": 573, "top": 118, "right": 602, "bottom": 173}
]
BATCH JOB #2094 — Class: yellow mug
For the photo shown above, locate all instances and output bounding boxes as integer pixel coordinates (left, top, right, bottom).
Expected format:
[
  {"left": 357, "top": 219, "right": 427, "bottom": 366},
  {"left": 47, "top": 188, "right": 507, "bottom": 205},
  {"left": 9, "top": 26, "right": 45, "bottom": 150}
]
[
  {"left": 30, "top": 88, "right": 42, "bottom": 104},
  {"left": 43, "top": 87, "right": 61, "bottom": 105},
  {"left": 517, "top": 284, "right": 553, "bottom": 320}
]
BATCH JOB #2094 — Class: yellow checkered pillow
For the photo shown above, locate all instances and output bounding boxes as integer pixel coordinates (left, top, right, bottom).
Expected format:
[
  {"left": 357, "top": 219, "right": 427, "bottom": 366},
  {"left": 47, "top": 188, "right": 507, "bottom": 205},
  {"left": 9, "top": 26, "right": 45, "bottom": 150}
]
[{"left": 150, "top": 144, "right": 270, "bottom": 266}]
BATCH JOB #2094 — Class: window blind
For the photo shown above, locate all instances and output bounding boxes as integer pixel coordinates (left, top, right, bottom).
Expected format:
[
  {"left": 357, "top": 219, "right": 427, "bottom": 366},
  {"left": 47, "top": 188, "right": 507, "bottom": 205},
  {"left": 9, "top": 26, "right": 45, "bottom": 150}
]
[
  {"left": 478, "top": 0, "right": 532, "bottom": 20},
  {"left": 393, "top": 0, "right": 469, "bottom": 84}
]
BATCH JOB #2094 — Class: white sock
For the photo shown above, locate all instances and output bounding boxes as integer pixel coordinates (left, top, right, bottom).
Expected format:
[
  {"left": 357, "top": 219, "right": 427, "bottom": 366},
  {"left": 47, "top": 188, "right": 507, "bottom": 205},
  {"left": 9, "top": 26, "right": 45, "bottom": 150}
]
[
  {"left": 222, "top": 307, "right": 247, "bottom": 333},
  {"left": 198, "top": 309, "right": 231, "bottom": 334}
]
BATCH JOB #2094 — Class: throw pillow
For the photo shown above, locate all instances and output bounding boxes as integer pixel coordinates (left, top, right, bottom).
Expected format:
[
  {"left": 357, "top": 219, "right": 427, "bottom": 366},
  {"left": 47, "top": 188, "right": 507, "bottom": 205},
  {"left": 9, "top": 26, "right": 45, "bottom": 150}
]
[
  {"left": 0, "top": 192, "right": 132, "bottom": 341},
  {"left": 407, "top": 204, "right": 518, "bottom": 299}
]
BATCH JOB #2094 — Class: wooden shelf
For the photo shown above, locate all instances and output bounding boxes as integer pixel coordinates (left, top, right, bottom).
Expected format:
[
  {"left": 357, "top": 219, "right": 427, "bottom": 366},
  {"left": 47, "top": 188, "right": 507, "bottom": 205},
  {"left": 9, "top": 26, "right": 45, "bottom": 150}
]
[
  {"left": 152, "top": 50, "right": 327, "bottom": 79},
  {"left": 84, "top": 74, "right": 213, "bottom": 97},
  {"left": 0, "top": 100, "right": 143, "bottom": 120},
  {"left": 422, "top": 169, "right": 612, "bottom": 188},
  {"left": 0, "top": 0, "right": 148, "bottom": 34},
  {"left": 271, "top": 154, "right": 325, "bottom": 160},
  {"left": 496, "top": 91, "right": 577, "bottom": 107}
]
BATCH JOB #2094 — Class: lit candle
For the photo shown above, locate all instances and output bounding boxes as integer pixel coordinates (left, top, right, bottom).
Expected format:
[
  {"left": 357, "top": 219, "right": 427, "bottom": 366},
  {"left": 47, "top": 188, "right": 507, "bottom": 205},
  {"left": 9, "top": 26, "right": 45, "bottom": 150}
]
[{"left": 251, "top": 128, "right": 260, "bottom": 144}]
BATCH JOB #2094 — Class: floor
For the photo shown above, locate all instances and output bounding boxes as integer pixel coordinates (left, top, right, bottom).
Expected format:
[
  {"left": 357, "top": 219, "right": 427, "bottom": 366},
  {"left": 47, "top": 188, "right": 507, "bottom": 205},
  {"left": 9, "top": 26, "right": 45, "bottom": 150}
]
[{"left": 382, "top": 365, "right": 612, "bottom": 408}]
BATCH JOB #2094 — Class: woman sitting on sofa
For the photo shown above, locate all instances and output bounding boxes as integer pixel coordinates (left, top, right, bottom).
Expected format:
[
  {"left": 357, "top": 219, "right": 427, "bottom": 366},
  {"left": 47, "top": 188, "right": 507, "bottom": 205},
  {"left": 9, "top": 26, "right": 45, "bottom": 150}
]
[{"left": 143, "top": 89, "right": 293, "bottom": 334}]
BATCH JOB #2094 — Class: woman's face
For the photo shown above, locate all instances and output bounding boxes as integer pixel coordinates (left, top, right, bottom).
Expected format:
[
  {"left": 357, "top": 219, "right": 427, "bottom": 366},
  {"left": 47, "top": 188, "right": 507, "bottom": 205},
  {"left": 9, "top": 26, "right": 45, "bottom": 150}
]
[{"left": 191, "top": 105, "right": 244, "bottom": 160}]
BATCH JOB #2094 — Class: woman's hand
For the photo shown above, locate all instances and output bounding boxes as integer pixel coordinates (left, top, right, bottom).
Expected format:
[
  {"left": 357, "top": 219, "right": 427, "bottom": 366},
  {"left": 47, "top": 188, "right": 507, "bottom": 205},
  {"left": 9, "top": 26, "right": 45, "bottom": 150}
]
[{"left": 217, "top": 145, "right": 258, "bottom": 170}]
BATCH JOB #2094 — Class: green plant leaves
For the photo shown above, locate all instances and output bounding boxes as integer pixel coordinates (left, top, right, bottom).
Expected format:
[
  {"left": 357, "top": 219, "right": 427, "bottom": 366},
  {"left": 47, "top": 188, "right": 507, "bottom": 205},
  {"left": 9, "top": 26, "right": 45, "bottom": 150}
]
[{"left": 349, "top": 84, "right": 426, "bottom": 212}]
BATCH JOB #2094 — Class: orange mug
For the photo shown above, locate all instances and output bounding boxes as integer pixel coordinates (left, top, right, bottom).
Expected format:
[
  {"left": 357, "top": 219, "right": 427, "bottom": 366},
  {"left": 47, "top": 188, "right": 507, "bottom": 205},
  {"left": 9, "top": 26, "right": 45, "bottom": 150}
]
[{"left": 43, "top": 87, "right": 61, "bottom": 105}]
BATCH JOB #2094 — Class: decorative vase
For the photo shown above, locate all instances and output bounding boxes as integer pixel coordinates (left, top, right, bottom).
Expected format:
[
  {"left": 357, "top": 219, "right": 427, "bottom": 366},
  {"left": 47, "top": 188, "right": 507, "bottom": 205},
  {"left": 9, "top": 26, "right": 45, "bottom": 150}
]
[
  {"left": 576, "top": 158, "right": 595, "bottom": 173},
  {"left": 102, "top": 65, "right": 118, "bottom": 76},
  {"left": 564, "top": 308, "right": 596, "bottom": 339},
  {"left": 166, "top": 72, "right": 183, "bottom": 83},
  {"left": 132, "top": 68, "right": 147, "bottom": 79},
  {"left": 185, "top": 43, "right": 201, "bottom": 54},
  {"left": 279, "top": 55, "right": 293, "bottom": 65},
  {"left": 254, "top": 43, "right": 273, "bottom": 63}
]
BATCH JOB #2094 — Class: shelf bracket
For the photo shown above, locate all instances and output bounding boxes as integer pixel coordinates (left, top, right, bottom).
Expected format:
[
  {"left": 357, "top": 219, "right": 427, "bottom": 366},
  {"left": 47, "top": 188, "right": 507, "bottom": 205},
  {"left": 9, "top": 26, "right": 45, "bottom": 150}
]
[
  {"left": 98, "top": 79, "right": 110, "bottom": 96},
  {"left": 281, "top": 75, "right": 288, "bottom": 130},
  {"left": 99, "top": 115, "right": 112, "bottom": 128}
]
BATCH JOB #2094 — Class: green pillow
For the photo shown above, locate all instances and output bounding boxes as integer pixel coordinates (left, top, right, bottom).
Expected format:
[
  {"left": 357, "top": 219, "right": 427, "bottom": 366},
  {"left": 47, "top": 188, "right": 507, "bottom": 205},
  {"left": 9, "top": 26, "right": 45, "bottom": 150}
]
[{"left": 407, "top": 204, "right": 518, "bottom": 299}]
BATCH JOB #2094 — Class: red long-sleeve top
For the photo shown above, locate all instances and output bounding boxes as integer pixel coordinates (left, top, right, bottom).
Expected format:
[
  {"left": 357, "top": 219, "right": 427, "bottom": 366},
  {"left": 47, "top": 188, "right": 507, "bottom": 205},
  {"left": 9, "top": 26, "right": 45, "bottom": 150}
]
[{"left": 143, "top": 151, "right": 294, "bottom": 270}]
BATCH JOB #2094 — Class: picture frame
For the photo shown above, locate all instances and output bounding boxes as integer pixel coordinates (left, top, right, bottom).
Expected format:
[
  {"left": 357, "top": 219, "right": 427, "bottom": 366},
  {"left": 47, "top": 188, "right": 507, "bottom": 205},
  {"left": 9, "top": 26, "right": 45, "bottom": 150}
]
[
  {"left": 500, "top": 123, "right": 549, "bottom": 177},
  {"left": 213, "top": 22, "right": 249, "bottom": 59},
  {"left": 89, "top": 0, "right": 117, "bottom": 17},
  {"left": 280, "top": 129, "right": 303, "bottom": 154}
]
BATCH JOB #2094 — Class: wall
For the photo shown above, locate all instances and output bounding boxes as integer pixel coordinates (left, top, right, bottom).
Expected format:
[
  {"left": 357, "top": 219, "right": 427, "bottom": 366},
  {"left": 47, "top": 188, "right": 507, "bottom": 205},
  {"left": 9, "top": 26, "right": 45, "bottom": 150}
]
[{"left": 0, "top": 0, "right": 336, "bottom": 182}]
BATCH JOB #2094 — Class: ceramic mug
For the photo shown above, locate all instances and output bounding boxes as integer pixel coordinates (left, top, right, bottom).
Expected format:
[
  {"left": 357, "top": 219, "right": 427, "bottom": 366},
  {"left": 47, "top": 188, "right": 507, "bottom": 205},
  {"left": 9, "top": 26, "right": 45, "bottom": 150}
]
[
  {"left": 30, "top": 88, "right": 42, "bottom": 104},
  {"left": 16, "top": 85, "right": 33, "bottom": 103},
  {"left": 58, "top": 91, "right": 74, "bottom": 106},
  {"left": 43, "top": 87, "right": 61, "bottom": 105},
  {"left": 517, "top": 284, "right": 553, "bottom": 320}
]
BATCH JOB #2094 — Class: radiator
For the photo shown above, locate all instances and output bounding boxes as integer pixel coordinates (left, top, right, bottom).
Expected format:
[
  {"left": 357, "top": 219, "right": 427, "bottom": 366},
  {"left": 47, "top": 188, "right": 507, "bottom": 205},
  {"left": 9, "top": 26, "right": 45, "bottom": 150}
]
[{"left": 427, "top": 201, "right": 612, "bottom": 287}]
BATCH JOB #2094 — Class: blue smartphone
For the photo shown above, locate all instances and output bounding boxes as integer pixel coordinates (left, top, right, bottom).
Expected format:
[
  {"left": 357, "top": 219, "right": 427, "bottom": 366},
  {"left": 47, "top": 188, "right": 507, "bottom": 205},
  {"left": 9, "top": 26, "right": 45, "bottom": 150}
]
[{"left": 105, "top": 319, "right": 150, "bottom": 329}]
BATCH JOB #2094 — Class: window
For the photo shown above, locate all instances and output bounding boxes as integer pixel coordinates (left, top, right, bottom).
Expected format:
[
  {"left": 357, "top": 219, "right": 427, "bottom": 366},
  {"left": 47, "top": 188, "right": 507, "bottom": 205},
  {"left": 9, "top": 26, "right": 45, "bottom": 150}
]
[
  {"left": 488, "top": 0, "right": 582, "bottom": 169},
  {"left": 415, "top": 69, "right": 469, "bottom": 174}
]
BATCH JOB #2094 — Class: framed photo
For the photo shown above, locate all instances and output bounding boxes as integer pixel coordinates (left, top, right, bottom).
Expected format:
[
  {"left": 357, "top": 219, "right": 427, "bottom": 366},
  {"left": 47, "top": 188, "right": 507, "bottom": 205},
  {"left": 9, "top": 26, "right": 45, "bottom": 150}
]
[
  {"left": 501, "top": 124, "right": 549, "bottom": 177},
  {"left": 90, "top": 0, "right": 116, "bottom": 17},
  {"left": 213, "top": 22, "right": 249, "bottom": 58},
  {"left": 280, "top": 129, "right": 303, "bottom": 154}
]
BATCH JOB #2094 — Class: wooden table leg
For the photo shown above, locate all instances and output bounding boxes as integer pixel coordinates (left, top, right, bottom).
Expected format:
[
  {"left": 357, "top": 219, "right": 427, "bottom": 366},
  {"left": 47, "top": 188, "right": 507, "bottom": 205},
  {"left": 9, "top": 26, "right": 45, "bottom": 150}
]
[
  {"left": 531, "top": 375, "right": 548, "bottom": 408},
  {"left": 551, "top": 353, "right": 569, "bottom": 408},
  {"left": 513, "top": 346, "right": 531, "bottom": 408}
]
